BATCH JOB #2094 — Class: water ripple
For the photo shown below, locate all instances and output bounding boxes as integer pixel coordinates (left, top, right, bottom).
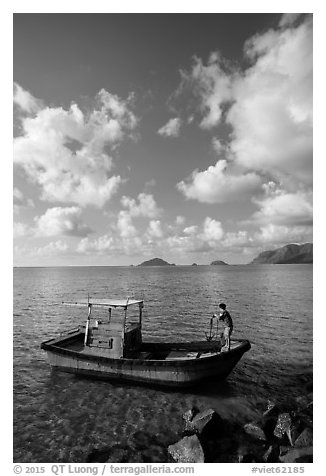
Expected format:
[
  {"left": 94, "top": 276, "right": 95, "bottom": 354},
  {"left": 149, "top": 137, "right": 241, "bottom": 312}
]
[{"left": 14, "top": 265, "right": 312, "bottom": 462}]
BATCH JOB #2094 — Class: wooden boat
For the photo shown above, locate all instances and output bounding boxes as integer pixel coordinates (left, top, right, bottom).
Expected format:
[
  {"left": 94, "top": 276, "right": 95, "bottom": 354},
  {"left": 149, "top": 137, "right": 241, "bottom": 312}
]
[{"left": 41, "top": 298, "right": 250, "bottom": 388}]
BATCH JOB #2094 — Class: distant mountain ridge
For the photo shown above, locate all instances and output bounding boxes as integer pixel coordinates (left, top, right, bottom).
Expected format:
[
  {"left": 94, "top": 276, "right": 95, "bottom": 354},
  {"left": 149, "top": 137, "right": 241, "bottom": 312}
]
[
  {"left": 138, "top": 258, "right": 175, "bottom": 266},
  {"left": 250, "top": 243, "right": 313, "bottom": 264}
]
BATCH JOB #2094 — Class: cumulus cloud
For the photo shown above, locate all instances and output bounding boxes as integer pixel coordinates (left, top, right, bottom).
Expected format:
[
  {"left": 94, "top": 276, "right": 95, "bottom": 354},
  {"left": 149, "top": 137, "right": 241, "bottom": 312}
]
[
  {"left": 175, "top": 53, "right": 233, "bottom": 130},
  {"left": 77, "top": 229, "right": 142, "bottom": 256},
  {"left": 177, "top": 159, "right": 262, "bottom": 203},
  {"left": 211, "top": 138, "right": 225, "bottom": 154},
  {"left": 201, "top": 217, "right": 224, "bottom": 241},
  {"left": 77, "top": 235, "right": 114, "bottom": 254},
  {"left": 113, "top": 193, "right": 162, "bottom": 244},
  {"left": 15, "top": 240, "right": 69, "bottom": 258},
  {"left": 13, "top": 222, "right": 29, "bottom": 238},
  {"left": 251, "top": 184, "right": 313, "bottom": 226},
  {"left": 76, "top": 214, "right": 225, "bottom": 258},
  {"left": 222, "top": 230, "right": 251, "bottom": 248},
  {"left": 174, "top": 14, "right": 312, "bottom": 203},
  {"left": 13, "top": 187, "right": 34, "bottom": 214},
  {"left": 146, "top": 220, "right": 163, "bottom": 238},
  {"left": 183, "top": 225, "right": 198, "bottom": 235},
  {"left": 34, "top": 207, "right": 92, "bottom": 237},
  {"left": 13, "top": 82, "right": 42, "bottom": 113},
  {"left": 279, "top": 13, "right": 302, "bottom": 28},
  {"left": 116, "top": 210, "right": 138, "bottom": 238},
  {"left": 176, "top": 216, "right": 185, "bottom": 225},
  {"left": 14, "top": 86, "right": 138, "bottom": 207},
  {"left": 120, "top": 193, "right": 162, "bottom": 218},
  {"left": 228, "top": 15, "right": 312, "bottom": 184},
  {"left": 158, "top": 117, "right": 182, "bottom": 137},
  {"left": 254, "top": 224, "right": 312, "bottom": 245},
  {"left": 13, "top": 188, "right": 24, "bottom": 201},
  {"left": 35, "top": 240, "right": 68, "bottom": 256}
]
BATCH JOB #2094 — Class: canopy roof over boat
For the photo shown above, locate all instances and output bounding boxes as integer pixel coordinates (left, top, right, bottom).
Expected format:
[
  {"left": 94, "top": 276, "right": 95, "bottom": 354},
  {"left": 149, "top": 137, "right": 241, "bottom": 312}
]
[{"left": 63, "top": 299, "right": 143, "bottom": 308}]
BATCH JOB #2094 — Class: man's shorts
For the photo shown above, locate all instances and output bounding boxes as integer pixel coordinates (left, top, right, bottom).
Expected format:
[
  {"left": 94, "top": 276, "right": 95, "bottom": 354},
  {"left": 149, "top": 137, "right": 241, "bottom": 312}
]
[{"left": 223, "top": 326, "right": 232, "bottom": 339}]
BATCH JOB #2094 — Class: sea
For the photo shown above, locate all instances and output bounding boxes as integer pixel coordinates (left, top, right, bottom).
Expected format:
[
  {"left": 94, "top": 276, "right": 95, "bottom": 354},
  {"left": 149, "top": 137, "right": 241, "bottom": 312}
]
[{"left": 13, "top": 265, "right": 313, "bottom": 463}]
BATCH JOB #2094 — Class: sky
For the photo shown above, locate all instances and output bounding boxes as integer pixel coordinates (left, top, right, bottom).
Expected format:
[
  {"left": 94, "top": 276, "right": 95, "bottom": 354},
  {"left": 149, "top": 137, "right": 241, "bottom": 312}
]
[{"left": 13, "top": 12, "right": 313, "bottom": 266}]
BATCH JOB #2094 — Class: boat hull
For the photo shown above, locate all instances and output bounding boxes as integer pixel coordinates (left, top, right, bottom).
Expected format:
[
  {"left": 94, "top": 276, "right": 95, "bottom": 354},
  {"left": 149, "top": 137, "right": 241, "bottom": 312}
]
[{"left": 41, "top": 331, "right": 251, "bottom": 388}]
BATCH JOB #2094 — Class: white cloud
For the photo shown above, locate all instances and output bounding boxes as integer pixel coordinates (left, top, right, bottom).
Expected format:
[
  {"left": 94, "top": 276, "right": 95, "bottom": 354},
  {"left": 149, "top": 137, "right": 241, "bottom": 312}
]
[
  {"left": 254, "top": 224, "right": 312, "bottom": 245},
  {"left": 176, "top": 54, "right": 233, "bottom": 129},
  {"left": 176, "top": 215, "right": 185, "bottom": 225},
  {"left": 228, "top": 16, "right": 312, "bottom": 184},
  {"left": 13, "top": 222, "right": 29, "bottom": 238},
  {"left": 13, "top": 187, "right": 34, "bottom": 214},
  {"left": 201, "top": 217, "right": 224, "bottom": 241},
  {"left": 116, "top": 210, "right": 138, "bottom": 238},
  {"left": 222, "top": 230, "right": 251, "bottom": 248},
  {"left": 121, "top": 193, "right": 162, "bottom": 218},
  {"left": 251, "top": 188, "right": 313, "bottom": 226},
  {"left": 77, "top": 235, "right": 114, "bottom": 254},
  {"left": 177, "top": 159, "right": 262, "bottom": 204},
  {"left": 211, "top": 138, "right": 225, "bottom": 154},
  {"left": 158, "top": 117, "right": 182, "bottom": 137},
  {"left": 13, "top": 188, "right": 24, "bottom": 201},
  {"left": 279, "top": 13, "right": 302, "bottom": 28},
  {"left": 35, "top": 240, "right": 68, "bottom": 256},
  {"left": 146, "top": 220, "right": 163, "bottom": 238},
  {"left": 13, "top": 83, "right": 42, "bottom": 113},
  {"left": 77, "top": 229, "right": 143, "bottom": 256},
  {"left": 174, "top": 15, "right": 312, "bottom": 193},
  {"left": 15, "top": 240, "right": 69, "bottom": 257},
  {"left": 14, "top": 86, "right": 137, "bottom": 207},
  {"left": 34, "top": 207, "right": 92, "bottom": 237},
  {"left": 183, "top": 225, "right": 198, "bottom": 235}
]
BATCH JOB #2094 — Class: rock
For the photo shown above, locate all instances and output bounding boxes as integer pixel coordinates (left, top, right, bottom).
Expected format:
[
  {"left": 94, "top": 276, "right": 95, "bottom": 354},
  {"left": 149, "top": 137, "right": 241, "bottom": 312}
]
[
  {"left": 294, "top": 428, "right": 313, "bottom": 448},
  {"left": 168, "top": 435, "right": 205, "bottom": 463},
  {"left": 279, "top": 445, "right": 291, "bottom": 456},
  {"left": 297, "top": 411, "right": 313, "bottom": 429},
  {"left": 279, "top": 446, "right": 313, "bottom": 463},
  {"left": 295, "top": 394, "right": 313, "bottom": 411},
  {"left": 187, "top": 408, "right": 225, "bottom": 439},
  {"left": 263, "top": 444, "right": 280, "bottom": 463},
  {"left": 262, "top": 401, "right": 280, "bottom": 418},
  {"left": 273, "top": 413, "right": 292, "bottom": 440},
  {"left": 243, "top": 422, "right": 267, "bottom": 441},
  {"left": 203, "top": 435, "right": 236, "bottom": 462},
  {"left": 286, "top": 420, "right": 302, "bottom": 446},
  {"left": 86, "top": 447, "right": 111, "bottom": 463},
  {"left": 216, "top": 454, "right": 239, "bottom": 463},
  {"left": 260, "top": 415, "right": 278, "bottom": 439},
  {"left": 182, "top": 407, "right": 200, "bottom": 433},
  {"left": 105, "top": 447, "right": 129, "bottom": 463},
  {"left": 129, "top": 430, "right": 155, "bottom": 450},
  {"left": 127, "top": 451, "right": 146, "bottom": 463},
  {"left": 141, "top": 445, "right": 167, "bottom": 463},
  {"left": 182, "top": 407, "right": 198, "bottom": 422},
  {"left": 239, "top": 453, "right": 259, "bottom": 463}
]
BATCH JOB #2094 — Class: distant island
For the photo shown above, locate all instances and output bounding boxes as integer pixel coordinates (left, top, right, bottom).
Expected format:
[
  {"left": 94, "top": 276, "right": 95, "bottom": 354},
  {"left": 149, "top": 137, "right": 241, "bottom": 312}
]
[
  {"left": 250, "top": 243, "right": 313, "bottom": 264},
  {"left": 210, "top": 260, "right": 228, "bottom": 266},
  {"left": 138, "top": 258, "right": 175, "bottom": 267}
]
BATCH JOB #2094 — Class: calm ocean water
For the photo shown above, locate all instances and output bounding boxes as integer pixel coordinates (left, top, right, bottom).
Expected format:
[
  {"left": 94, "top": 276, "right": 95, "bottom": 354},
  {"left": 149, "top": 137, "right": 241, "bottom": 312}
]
[{"left": 13, "top": 265, "right": 313, "bottom": 462}]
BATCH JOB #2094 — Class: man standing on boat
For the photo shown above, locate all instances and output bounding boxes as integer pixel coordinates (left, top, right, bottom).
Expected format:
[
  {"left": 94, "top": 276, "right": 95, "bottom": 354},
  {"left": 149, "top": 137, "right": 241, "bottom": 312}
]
[{"left": 213, "top": 303, "right": 233, "bottom": 351}]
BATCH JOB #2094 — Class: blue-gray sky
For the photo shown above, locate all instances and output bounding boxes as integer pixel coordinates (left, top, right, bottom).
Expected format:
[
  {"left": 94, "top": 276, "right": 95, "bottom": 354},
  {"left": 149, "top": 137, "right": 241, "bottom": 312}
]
[{"left": 13, "top": 13, "right": 313, "bottom": 266}]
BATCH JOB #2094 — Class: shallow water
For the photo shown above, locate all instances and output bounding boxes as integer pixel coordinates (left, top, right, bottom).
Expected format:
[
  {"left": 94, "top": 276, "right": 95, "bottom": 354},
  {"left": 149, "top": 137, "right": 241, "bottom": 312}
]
[{"left": 13, "top": 265, "right": 312, "bottom": 462}]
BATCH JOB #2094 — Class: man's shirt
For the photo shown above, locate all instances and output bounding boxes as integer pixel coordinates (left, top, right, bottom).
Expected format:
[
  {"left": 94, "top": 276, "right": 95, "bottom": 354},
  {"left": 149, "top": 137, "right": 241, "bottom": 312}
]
[{"left": 219, "top": 310, "right": 233, "bottom": 330}]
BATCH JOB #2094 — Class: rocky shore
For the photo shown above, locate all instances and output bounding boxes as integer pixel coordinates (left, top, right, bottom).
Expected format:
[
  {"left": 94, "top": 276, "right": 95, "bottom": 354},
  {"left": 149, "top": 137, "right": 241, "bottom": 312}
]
[{"left": 86, "top": 391, "right": 313, "bottom": 464}]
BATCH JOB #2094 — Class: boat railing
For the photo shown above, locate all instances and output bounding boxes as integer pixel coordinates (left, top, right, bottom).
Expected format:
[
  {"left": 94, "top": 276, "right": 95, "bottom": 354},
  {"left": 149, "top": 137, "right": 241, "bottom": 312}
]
[{"left": 59, "top": 326, "right": 83, "bottom": 337}]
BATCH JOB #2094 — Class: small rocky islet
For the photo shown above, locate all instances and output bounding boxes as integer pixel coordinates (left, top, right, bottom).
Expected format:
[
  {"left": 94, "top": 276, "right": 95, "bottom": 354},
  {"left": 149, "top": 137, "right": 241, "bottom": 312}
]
[{"left": 86, "top": 388, "right": 313, "bottom": 463}]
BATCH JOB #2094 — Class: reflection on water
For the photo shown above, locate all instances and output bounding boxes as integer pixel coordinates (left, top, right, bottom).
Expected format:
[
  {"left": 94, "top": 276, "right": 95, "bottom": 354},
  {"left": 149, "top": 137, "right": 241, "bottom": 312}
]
[{"left": 13, "top": 265, "right": 312, "bottom": 462}]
